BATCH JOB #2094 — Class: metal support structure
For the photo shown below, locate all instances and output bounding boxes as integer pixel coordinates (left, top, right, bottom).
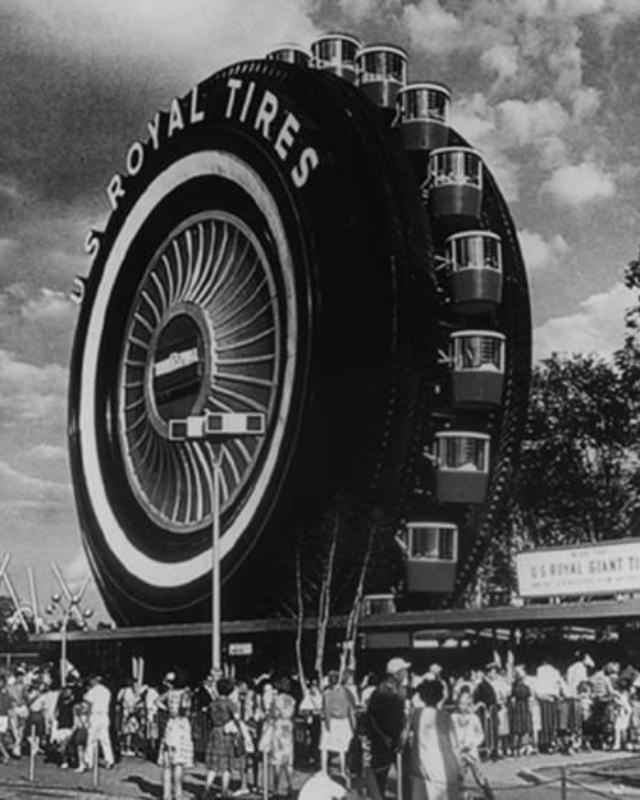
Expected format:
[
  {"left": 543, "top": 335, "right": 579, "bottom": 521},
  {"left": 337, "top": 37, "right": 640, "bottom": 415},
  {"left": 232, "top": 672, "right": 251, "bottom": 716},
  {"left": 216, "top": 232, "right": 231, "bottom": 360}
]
[
  {"left": 3, "top": 571, "right": 29, "bottom": 633},
  {"left": 27, "top": 567, "right": 41, "bottom": 633},
  {"left": 47, "top": 566, "right": 93, "bottom": 686},
  {"left": 60, "top": 606, "right": 71, "bottom": 687}
]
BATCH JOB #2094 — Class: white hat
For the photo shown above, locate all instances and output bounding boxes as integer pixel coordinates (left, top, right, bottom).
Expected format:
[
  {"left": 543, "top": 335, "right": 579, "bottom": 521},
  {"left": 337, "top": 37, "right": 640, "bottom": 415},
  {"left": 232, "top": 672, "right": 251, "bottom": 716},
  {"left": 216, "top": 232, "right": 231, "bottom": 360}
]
[{"left": 386, "top": 657, "right": 411, "bottom": 675}]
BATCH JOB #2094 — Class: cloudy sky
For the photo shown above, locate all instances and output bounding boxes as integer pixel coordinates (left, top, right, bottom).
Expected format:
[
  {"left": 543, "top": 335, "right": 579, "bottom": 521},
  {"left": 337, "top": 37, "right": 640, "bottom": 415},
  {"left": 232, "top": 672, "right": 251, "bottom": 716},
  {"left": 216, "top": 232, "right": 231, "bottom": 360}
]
[{"left": 0, "top": 0, "right": 638, "bottom": 620}]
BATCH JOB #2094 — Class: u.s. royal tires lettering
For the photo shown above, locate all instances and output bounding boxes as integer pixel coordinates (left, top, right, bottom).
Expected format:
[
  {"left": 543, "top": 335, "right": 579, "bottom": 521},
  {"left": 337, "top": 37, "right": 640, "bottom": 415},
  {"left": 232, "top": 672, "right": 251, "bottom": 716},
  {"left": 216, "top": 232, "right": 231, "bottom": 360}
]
[
  {"left": 100, "top": 80, "right": 320, "bottom": 226},
  {"left": 70, "top": 59, "right": 434, "bottom": 624}
]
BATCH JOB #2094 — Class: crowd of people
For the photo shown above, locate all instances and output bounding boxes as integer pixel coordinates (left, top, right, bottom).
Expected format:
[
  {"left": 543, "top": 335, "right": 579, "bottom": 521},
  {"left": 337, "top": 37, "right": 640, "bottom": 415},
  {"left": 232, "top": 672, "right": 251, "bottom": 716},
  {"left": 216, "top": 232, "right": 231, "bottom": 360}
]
[{"left": 0, "top": 651, "right": 638, "bottom": 799}]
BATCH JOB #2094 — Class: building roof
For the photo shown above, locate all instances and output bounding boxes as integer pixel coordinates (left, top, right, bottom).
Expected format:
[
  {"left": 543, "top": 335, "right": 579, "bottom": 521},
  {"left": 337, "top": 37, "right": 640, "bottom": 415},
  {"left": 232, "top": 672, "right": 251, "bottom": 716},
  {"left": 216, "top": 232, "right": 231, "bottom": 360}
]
[{"left": 29, "top": 597, "right": 640, "bottom": 644}]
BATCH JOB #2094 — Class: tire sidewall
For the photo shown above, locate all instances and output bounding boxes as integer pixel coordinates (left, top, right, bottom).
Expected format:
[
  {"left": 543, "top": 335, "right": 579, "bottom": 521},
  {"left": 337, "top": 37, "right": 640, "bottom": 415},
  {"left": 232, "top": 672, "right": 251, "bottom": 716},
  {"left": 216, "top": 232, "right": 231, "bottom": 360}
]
[{"left": 69, "top": 63, "right": 415, "bottom": 621}]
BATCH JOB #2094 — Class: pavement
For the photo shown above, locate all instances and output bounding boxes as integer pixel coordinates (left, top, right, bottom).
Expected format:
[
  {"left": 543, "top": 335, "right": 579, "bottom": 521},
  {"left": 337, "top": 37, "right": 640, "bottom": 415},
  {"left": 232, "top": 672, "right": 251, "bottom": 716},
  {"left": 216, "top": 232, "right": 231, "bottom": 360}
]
[{"left": 1, "top": 750, "right": 640, "bottom": 800}]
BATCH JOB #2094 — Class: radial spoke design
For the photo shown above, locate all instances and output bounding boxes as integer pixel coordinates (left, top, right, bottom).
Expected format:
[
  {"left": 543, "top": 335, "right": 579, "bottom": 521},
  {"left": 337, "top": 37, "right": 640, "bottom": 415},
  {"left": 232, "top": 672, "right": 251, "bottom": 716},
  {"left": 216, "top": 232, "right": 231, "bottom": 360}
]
[
  {"left": 217, "top": 300, "right": 273, "bottom": 342},
  {"left": 151, "top": 271, "right": 169, "bottom": 312},
  {"left": 216, "top": 327, "right": 275, "bottom": 352},
  {"left": 194, "top": 222, "right": 228, "bottom": 306},
  {"left": 212, "top": 255, "right": 259, "bottom": 320},
  {"left": 212, "top": 382, "right": 269, "bottom": 412},
  {"left": 134, "top": 312, "right": 154, "bottom": 335},
  {"left": 183, "top": 442, "right": 205, "bottom": 521},
  {"left": 141, "top": 290, "right": 162, "bottom": 325},
  {"left": 215, "top": 276, "right": 268, "bottom": 330},
  {"left": 162, "top": 255, "right": 176, "bottom": 305},
  {"left": 216, "top": 372, "right": 274, "bottom": 389},
  {"left": 172, "top": 238, "right": 187, "bottom": 301},
  {"left": 217, "top": 354, "right": 275, "bottom": 366},
  {"left": 118, "top": 211, "right": 282, "bottom": 534},
  {"left": 190, "top": 223, "right": 216, "bottom": 302}
]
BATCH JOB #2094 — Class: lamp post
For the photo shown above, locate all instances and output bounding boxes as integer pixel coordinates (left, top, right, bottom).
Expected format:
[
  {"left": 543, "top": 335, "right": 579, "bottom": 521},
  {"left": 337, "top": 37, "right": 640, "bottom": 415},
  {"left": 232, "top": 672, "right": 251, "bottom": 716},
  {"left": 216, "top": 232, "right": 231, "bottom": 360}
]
[
  {"left": 169, "top": 411, "right": 265, "bottom": 671},
  {"left": 46, "top": 592, "right": 93, "bottom": 687}
]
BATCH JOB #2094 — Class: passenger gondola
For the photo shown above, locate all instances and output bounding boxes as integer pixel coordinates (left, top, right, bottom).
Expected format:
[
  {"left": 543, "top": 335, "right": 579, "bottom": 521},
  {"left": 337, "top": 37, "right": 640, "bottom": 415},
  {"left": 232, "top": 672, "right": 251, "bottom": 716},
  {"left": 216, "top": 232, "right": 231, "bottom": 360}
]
[
  {"left": 450, "top": 330, "right": 505, "bottom": 406},
  {"left": 404, "top": 522, "right": 458, "bottom": 593},
  {"left": 447, "top": 230, "right": 503, "bottom": 314},
  {"left": 265, "top": 45, "right": 310, "bottom": 66},
  {"left": 356, "top": 44, "right": 408, "bottom": 112},
  {"left": 428, "top": 146, "right": 483, "bottom": 228},
  {"left": 435, "top": 431, "right": 490, "bottom": 504},
  {"left": 311, "top": 33, "right": 361, "bottom": 84}
]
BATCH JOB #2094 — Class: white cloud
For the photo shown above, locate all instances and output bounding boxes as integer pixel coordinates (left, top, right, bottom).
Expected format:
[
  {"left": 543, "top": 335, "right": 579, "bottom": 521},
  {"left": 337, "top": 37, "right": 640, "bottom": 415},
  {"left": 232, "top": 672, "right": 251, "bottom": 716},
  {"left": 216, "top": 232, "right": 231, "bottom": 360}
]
[
  {"left": 21, "top": 289, "right": 75, "bottom": 323},
  {"left": 339, "top": 0, "right": 401, "bottom": 22},
  {"left": 534, "top": 282, "right": 634, "bottom": 360},
  {"left": 62, "top": 549, "right": 94, "bottom": 590},
  {"left": 570, "top": 86, "right": 601, "bottom": 121},
  {"left": 0, "top": 460, "right": 70, "bottom": 499},
  {"left": 519, "top": 230, "right": 569, "bottom": 273},
  {"left": 403, "top": 0, "right": 462, "bottom": 54},
  {"left": 537, "top": 136, "right": 569, "bottom": 170},
  {"left": 0, "top": 178, "right": 25, "bottom": 204},
  {"left": 481, "top": 43, "right": 519, "bottom": 84},
  {"left": 24, "top": 444, "right": 67, "bottom": 462},
  {"left": 512, "top": 0, "right": 635, "bottom": 21},
  {"left": 3, "top": 0, "right": 320, "bottom": 83},
  {"left": 497, "top": 98, "right": 570, "bottom": 147},
  {"left": 451, "top": 93, "right": 521, "bottom": 202},
  {"left": 0, "top": 349, "right": 67, "bottom": 423},
  {"left": 540, "top": 161, "right": 616, "bottom": 206}
]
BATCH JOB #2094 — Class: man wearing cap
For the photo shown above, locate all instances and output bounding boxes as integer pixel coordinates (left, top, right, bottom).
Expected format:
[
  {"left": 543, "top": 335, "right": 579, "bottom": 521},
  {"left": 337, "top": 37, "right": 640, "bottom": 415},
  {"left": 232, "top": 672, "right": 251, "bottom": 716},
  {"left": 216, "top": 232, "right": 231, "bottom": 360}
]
[{"left": 365, "top": 657, "right": 410, "bottom": 800}]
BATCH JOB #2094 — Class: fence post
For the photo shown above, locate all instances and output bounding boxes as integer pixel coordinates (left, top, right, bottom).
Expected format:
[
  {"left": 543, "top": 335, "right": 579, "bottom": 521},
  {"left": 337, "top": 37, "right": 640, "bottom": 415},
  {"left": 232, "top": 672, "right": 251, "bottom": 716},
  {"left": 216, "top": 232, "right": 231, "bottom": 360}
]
[
  {"left": 560, "top": 765, "right": 567, "bottom": 800},
  {"left": 92, "top": 743, "right": 100, "bottom": 788},
  {"left": 263, "top": 749, "right": 269, "bottom": 800},
  {"left": 28, "top": 724, "right": 37, "bottom": 782}
]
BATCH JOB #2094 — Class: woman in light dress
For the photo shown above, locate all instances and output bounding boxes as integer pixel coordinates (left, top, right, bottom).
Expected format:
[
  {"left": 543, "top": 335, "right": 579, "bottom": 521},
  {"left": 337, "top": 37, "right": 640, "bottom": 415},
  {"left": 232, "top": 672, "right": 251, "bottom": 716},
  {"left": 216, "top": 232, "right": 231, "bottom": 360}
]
[
  {"left": 408, "top": 679, "right": 462, "bottom": 800},
  {"left": 451, "top": 688, "right": 486, "bottom": 795},
  {"left": 319, "top": 670, "right": 356, "bottom": 783},
  {"left": 156, "top": 672, "right": 193, "bottom": 800},
  {"left": 269, "top": 678, "right": 297, "bottom": 799}
]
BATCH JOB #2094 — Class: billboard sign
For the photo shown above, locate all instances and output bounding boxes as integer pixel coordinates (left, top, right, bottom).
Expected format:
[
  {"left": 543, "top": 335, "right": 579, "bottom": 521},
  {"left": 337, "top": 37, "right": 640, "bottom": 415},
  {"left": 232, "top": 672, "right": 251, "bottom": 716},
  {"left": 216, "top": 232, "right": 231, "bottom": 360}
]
[{"left": 516, "top": 539, "right": 640, "bottom": 598}]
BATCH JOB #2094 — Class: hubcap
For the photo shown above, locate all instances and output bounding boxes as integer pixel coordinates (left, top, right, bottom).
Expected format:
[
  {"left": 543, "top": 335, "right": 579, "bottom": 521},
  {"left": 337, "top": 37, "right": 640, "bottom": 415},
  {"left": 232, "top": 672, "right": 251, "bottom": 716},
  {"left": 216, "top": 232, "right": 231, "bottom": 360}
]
[{"left": 117, "top": 211, "right": 281, "bottom": 533}]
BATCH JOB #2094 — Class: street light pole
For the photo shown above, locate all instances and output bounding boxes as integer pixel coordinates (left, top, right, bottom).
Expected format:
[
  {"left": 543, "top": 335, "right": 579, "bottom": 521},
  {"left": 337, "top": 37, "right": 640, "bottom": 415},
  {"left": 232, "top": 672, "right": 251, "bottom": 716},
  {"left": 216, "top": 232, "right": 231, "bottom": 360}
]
[
  {"left": 169, "top": 412, "right": 265, "bottom": 673},
  {"left": 60, "top": 606, "right": 70, "bottom": 687},
  {"left": 210, "top": 452, "right": 221, "bottom": 672},
  {"left": 46, "top": 574, "right": 93, "bottom": 688}
]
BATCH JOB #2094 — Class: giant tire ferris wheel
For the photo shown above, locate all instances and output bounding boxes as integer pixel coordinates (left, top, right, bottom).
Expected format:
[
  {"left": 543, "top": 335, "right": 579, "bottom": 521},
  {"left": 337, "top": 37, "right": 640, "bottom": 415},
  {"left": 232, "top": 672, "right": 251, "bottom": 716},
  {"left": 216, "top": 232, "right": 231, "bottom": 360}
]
[{"left": 68, "top": 37, "right": 531, "bottom": 626}]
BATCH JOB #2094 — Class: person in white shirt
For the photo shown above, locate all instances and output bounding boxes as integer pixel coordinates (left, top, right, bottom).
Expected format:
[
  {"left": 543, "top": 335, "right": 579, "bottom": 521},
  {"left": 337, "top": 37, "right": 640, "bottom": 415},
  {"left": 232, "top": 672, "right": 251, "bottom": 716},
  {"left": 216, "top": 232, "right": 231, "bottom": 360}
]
[
  {"left": 535, "top": 659, "right": 563, "bottom": 700},
  {"left": 82, "top": 675, "right": 114, "bottom": 771},
  {"left": 566, "top": 652, "right": 594, "bottom": 698}
]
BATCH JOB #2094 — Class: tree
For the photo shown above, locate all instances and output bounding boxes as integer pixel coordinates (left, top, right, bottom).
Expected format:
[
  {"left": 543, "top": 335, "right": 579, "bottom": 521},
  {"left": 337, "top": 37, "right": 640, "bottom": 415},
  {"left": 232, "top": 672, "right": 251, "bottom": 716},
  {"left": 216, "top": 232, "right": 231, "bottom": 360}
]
[
  {"left": 474, "top": 351, "right": 640, "bottom": 598},
  {"left": 518, "top": 353, "right": 636, "bottom": 545},
  {"left": 286, "top": 494, "right": 395, "bottom": 683}
]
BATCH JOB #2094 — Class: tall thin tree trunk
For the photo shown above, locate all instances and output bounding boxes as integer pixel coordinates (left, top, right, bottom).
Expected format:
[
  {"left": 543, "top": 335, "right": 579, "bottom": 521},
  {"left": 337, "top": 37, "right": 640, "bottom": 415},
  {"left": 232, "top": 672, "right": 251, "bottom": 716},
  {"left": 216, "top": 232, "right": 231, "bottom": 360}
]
[
  {"left": 339, "top": 524, "right": 376, "bottom": 680},
  {"left": 315, "top": 514, "right": 339, "bottom": 683},
  {"left": 294, "top": 544, "right": 307, "bottom": 692}
]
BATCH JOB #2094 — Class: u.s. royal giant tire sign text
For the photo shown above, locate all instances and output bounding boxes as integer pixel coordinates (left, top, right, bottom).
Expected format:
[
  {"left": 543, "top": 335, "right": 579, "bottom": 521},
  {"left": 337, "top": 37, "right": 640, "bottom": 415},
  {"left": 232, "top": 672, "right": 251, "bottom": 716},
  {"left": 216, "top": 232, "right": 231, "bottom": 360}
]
[{"left": 516, "top": 539, "right": 640, "bottom": 598}]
